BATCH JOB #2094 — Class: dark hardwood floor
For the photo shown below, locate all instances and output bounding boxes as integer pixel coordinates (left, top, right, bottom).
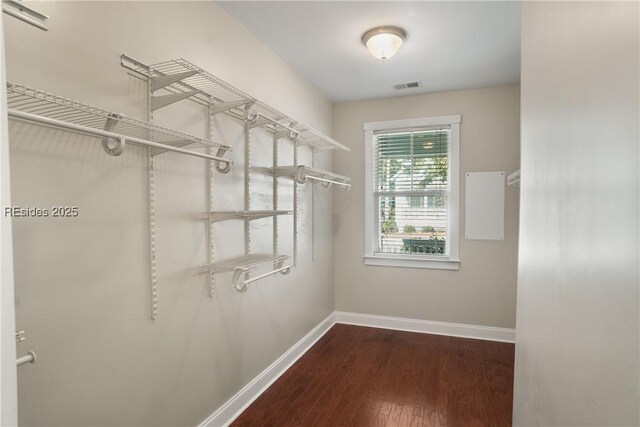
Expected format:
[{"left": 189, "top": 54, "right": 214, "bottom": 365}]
[{"left": 231, "top": 324, "right": 515, "bottom": 427}]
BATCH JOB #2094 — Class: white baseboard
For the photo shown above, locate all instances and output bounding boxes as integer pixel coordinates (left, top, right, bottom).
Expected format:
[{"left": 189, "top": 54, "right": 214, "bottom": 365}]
[
  {"left": 199, "top": 311, "right": 515, "bottom": 426},
  {"left": 198, "top": 313, "right": 335, "bottom": 427},
  {"left": 334, "top": 311, "right": 516, "bottom": 343}
]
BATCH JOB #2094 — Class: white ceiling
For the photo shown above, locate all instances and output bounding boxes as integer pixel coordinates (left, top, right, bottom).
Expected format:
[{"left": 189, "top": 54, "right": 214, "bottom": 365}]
[{"left": 217, "top": 1, "right": 521, "bottom": 102}]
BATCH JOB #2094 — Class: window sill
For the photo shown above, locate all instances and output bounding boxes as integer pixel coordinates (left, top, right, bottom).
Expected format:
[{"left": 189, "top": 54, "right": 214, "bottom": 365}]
[{"left": 363, "top": 255, "right": 460, "bottom": 271}]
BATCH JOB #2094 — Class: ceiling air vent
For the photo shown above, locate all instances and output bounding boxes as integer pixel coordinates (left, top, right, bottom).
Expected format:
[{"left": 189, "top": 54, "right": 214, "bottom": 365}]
[{"left": 393, "top": 81, "right": 422, "bottom": 90}]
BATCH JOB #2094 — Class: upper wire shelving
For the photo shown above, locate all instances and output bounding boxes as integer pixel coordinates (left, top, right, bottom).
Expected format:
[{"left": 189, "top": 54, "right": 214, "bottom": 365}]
[
  {"left": 6, "top": 82, "right": 233, "bottom": 168},
  {"left": 120, "top": 55, "right": 350, "bottom": 153}
]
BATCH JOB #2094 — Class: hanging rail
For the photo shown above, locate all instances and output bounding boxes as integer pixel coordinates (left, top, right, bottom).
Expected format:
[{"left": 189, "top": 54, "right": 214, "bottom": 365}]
[
  {"left": 16, "top": 351, "right": 36, "bottom": 367},
  {"left": 294, "top": 166, "right": 351, "bottom": 189},
  {"left": 208, "top": 253, "right": 291, "bottom": 293},
  {"left": 272, "top": 165, "right": 351, "bottom": 190},
  {"left": 304, "top": 174, "right": 352, "bottom": 190},
  {"left": 8, "top": 110, "right": 230, "bottom": 163},
  {"left": 235, "top": 265, "right": 292, "bottom": 292}
]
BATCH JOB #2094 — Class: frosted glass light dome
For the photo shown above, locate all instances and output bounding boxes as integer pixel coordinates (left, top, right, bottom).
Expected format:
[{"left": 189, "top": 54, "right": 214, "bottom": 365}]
[{"left": 362, "top": 26, "right": 406, "bottom": 61}]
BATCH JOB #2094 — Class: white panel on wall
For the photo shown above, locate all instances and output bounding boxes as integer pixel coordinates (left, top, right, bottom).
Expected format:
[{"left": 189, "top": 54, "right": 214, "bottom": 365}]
[{"left": 465, "top": 171, "right": 505, "bottom": 240}]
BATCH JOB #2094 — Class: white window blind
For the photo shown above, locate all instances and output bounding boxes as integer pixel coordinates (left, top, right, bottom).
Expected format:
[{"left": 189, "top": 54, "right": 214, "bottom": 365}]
[{"left": 374, "top": 128, "right": 450, "bottom": 255}]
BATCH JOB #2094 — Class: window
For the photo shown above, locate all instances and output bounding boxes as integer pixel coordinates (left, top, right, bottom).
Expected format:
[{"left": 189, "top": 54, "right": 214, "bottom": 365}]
[
  {"left": 408, "top": 196, "right": 424, "bottom": 208},
  {"left": 364, "top": 115, "right": 460, "bottom": 270}
]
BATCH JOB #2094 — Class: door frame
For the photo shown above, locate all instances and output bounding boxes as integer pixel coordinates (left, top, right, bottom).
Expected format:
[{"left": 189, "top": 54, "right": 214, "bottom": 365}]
[{"left": 1, "top": 13, "right": 19, "bottom": 426}]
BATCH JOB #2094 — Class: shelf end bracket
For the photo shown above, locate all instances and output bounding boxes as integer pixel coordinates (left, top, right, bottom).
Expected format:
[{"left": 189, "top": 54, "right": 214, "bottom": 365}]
[
  {"left": 211, "top": 100, "right": 251, "bottom": 116},
  {"left": 151, "top": 90, "right": 201, "bottom": 111},
  {"left": 150, "top": 71, "right": 198, "bottom": 92}
]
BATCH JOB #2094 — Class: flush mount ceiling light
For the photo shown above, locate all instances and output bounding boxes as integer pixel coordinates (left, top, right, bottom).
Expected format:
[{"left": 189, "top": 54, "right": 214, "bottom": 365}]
[{"left": 362, "top": 26, "right": 406, "bottom": 61}]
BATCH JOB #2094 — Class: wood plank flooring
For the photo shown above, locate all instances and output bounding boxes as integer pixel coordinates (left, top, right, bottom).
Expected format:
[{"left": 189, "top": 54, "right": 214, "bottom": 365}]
[{"left": 231, "top": 324, "right": 514, "bottom": 427}]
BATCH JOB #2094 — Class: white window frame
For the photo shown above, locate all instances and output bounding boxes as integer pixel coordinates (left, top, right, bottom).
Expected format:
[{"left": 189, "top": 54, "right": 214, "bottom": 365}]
[{"left": 363, "top": 115, "right": 461, "bottom": 271}]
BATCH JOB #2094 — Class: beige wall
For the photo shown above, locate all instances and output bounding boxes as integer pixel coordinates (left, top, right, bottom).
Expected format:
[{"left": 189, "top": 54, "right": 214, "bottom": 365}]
[
  {"left": 5, "top": 2, "right": 334, "bottom": 426},
  {"left": 514, "top": 2, "right": 639, "bottom": 425},
  {"left": 333, "top": 85, "right": 520, "bottom": 329}
]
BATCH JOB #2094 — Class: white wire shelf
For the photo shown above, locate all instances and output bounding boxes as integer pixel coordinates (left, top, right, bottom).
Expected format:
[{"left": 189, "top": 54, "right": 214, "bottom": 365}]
[
  {"left": 6, "top": 82, "right": 233, "bottom": 168},
  {"left": 508, "top": 169, "right": 521, "bottom": 187},
  {"left": 292, "top": 124, "right": 350, "bottom": 151},
  {"left": 208, "top": 210, "right": 292, "bottom": 223},
  {"left": 211, "top": 253, "right": 291, "bottom": 293},
  {"left": 273, "top": 165, "right": 351, "bottom": 190},
  {"left": 120, "top": 55, "right": 350, "bottom": 152}
]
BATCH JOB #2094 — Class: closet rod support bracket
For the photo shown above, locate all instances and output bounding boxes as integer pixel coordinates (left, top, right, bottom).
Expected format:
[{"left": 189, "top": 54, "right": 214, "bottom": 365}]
[
  {"left": 102, "top": 114, "right": 125, "bottom": 156},
  {"left": 214, "top": 148, "right": 231, "bottom": 174}
]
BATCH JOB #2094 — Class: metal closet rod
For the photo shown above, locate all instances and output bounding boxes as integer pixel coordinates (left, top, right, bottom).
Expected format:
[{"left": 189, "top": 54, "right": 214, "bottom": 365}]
[
  {"left": 304, "top": 174, "right": 351, "bottom": 189},
  {"left": 234, "top": 264, "right": 292, "bottom": 293},
  {"left": 8, "top": 109, "right": 232, "bottom": 166},
  {"left": 243, "top": 265, "right": 291, "bottom": 286},
  {"left": 16, "top": 351, "right": 36, "bottom": 367}
]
